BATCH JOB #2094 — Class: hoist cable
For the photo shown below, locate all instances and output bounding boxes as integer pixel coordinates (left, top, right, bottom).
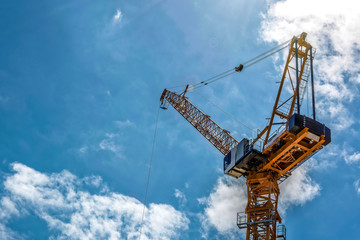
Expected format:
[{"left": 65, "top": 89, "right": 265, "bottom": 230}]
[
  {"left": 242, "top": 39, "right": 291, "bottom": 65},
  {"left": 167, "top": 68, "right": 234, "bottom": 90},
  {"left": 138, "top": 106, "right": 160, "bottom": 240},
  {"left": 191, "top": 71, "right": 237, "bottom": 90},
  {"left": 167, "top": 83, "right": 189, "bottom": 90},
  {"left": 191, "top": 41, "right": 290, "bottom": 90},
  {"left": 243, "top": 44, "right": 289, "bottom": 69},
  {"left": 190, "top": 42, "right": 288, "bottom": 91},
  {"left": 307, "top": 77, "right": 309, "bottom": 116},
  {"left": 191, "top": 68, "right": 235, "bottom": 87},
  {"left": 192, "top": 90, "right": 256, "bottom": 134},
  {"left": 167, "top": 38, "right": 291, "bottom": 91}
]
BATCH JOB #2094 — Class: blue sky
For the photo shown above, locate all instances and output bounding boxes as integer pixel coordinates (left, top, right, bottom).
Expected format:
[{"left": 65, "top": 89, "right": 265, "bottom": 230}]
[{"left": 1, "top": 0, "right": 360, "bottom": 239}]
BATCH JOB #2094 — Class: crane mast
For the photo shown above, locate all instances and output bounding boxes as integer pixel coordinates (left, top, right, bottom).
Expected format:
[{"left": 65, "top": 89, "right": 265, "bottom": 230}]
[
  {"left": 160, "top": 33, "right": 331, "bottom": 240},
  {"left": 254, "top": 32, "right": 312, "bottom": 147}
]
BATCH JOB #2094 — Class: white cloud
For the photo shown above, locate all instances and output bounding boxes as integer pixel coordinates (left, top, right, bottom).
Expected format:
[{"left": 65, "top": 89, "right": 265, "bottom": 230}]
[
  {"left": 344, "top": 151, "right": 360, "bottom": 164},
  {"left": 1, "top": 163, "right": 189, "bottom": 240},
  {"left": 174, "top": 189, "right": 187, "bottom": 207},
  {"left": 341, "top": 144, "right": 360, "bottom": 165},
  {"left": 0, "top": 224, "right": 21, "bottom": 240},
  {"left": 198, "top": 177, "right": 247, "bottom": 239},
  {"left": 79, "top": 146, "right": 88, "bottom": 153},
  {"left": 260, "top": 0, "right": 360, "bottom": 130},
  {"left": 354, "top": 179, "right": 360, "bottom": 195},
  {"left": 114, "top": 120, "right": 135, "bottom": 128},
  {"left": 82, "top": 175, "right": 103, "bottom": 188},
  {"left": 317, "top": 101, "right": 354, "bottom": 130},
  {"left": 1, "top": 197, "right": 20, "bottom": 217},
  {"left": 278, "top": 164, "right": 320, "bottom": 215},
  {"left": 99, "top": 138, "right": 123, "bottom": 153},
  {"left": 84, "top": 121, "right": 135, "bottom": 159},
  {"left": 309, "top": 144, "right": 340, "bottom": 171},
  {"left": 199, "top": 164, "right": 320, "bottom": 238},
  {"left": 0, "top": 196, "right": 24, "bottom": 240},
  {"left": 113, "top": 9, "right": 123, "bottom": 23},
  {"left": 99, "top": 133, "right": 124, "bottom": 157}
]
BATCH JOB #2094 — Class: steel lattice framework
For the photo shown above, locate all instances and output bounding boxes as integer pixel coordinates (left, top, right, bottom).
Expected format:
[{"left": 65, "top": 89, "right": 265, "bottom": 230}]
[
  {"left": 160, "top": 89, "right": 238, "bottom": 155},
  {"left": 254, "top": 33, "right": 312, "bottom": 147},
  {"left": 246, "top": 171, "right": 280, "bottom": 240}
]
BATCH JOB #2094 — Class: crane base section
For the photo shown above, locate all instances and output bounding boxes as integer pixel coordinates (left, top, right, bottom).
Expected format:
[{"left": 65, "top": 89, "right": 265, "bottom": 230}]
[{"left": 224, "top": 138, "right": 267, "bottom": 178}]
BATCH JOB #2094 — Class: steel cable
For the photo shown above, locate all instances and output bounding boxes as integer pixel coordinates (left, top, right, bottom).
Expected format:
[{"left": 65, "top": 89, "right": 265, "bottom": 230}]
[
  {"left": 192, "top": 90, "right": 256, "bottom": 134},
  {"left": 138, "top": 106, "right": 160, "bottom": 240},
  {"left": 168, "top": 38, "right": 291, "bottom": 91}
]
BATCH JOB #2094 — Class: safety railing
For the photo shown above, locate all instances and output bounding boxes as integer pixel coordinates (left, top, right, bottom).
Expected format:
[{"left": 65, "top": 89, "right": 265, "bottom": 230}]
[{"left": 276, "top": 224, "right": 287, "bottom": 240}]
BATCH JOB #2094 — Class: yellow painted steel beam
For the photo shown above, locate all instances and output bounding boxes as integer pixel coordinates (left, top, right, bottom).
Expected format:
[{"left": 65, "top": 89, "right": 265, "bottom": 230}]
[
  {"left": 279, "top": 137, "right": 325, "bottom": 175},
  {"left": 255, "top": 33, "right": 312, "bottom": 150},
  {"left": 262, "top": 128, "right": 309, "bottom": 171}
]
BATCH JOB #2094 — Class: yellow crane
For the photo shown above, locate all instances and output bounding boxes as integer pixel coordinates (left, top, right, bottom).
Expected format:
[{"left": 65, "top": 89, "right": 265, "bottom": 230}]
[{"left": 160, "top": 33, "right": 331, "bottom": 240}]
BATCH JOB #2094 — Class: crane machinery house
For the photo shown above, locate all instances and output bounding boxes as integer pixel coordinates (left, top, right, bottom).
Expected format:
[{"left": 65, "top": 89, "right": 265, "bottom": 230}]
[{"left": 224, "top": 114, "right": 331, "bottom": 179}]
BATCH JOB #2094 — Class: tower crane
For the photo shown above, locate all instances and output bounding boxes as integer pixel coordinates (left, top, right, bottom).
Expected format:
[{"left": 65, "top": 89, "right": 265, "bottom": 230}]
[{"left": 160, "top": 33, "right": 331, "bottom": 240}]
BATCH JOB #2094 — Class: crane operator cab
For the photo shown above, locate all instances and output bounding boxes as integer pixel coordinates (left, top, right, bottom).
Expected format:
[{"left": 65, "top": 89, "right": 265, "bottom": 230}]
[
  {"left": 224, "top": 113, "right": 331, "bottom": 178},
  {"left": 223, "top": 138, "right": 266, "bottom": 178}
]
